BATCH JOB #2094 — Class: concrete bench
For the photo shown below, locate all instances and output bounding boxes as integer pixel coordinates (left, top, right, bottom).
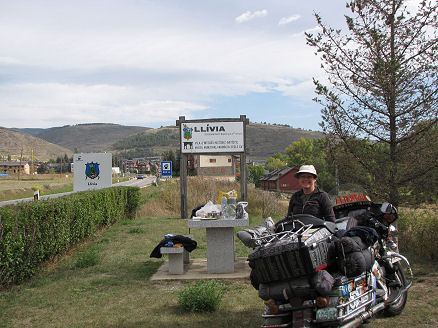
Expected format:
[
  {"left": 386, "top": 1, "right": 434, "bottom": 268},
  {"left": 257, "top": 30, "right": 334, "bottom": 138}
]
[
  {"left": 159, "top": 235, "right": 192, "bottom": 275},
  {"left": 159, "top": 247, "right": 190, "bottom": 274}
]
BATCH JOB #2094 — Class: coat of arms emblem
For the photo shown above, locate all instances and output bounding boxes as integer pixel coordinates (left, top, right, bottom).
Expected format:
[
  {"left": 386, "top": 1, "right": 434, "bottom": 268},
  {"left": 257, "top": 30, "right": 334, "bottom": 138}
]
[
  {"left": 183, "top": 124, "right": 193, "bottom": 140},
  {"left": 85, "top": 162, "right": 100, "bottom": 179}
]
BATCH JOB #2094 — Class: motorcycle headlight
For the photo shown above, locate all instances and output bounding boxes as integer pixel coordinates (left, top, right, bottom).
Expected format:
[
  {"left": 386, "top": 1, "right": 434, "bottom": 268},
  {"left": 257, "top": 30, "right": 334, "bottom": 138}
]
[{"left": 389, "top": 225, "right": 398, "bottom": 237}]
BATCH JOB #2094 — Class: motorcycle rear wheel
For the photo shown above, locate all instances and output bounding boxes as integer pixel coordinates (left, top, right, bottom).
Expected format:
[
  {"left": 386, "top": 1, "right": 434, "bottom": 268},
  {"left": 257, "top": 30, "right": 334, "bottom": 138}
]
[{"left": 384, "top": 262, "right": 408, "bottom": 317}]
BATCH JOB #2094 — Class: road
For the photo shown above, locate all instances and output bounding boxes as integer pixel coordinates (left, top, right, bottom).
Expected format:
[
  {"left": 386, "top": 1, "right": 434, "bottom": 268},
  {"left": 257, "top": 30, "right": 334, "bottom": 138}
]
[{"left": 0, "top": 175, "right": 156, "bottom": 207}]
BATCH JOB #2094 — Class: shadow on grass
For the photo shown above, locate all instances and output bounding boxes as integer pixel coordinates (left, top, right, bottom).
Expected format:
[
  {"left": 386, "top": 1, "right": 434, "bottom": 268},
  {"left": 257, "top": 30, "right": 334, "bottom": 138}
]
[{"left": 131, "top": 260, "right": 163, "bottom": 280}]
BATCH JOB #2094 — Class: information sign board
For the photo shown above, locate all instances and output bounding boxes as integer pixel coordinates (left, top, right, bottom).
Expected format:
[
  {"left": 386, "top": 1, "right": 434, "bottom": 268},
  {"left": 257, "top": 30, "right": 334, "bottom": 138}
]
[
  {"left": 73, "top": 153, "right": 112, "bottom": 192},
  {"left": 161, "top": 161, "right": 172, "bottom": 177},
  {"left": 180, "top": 121, "right": 244, "bottom": 153}
]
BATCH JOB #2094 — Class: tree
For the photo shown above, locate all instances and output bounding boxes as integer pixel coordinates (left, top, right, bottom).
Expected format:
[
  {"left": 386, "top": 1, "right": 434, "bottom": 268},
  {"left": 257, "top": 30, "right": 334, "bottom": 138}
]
[
  {"left": 161, "top": 149, "right": 180, "bottom": 176},
  {"left": 402, "top": 121, "right": 438, "bottom": 202},
  {"left": 248, "top": 165, "right": 266, "bottom": 187},
  {"left": 306, "top": 0, "right": 438, "bottom": 205},
  {"left": 286, "top": 138, "right": 336, "bottom": 191},
  {"left": 265, "top": 153, "right": 288, "bottom": 171}
]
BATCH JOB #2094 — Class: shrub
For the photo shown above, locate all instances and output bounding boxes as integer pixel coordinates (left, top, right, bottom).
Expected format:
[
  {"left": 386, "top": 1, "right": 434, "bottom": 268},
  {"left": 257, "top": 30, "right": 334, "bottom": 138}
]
[
  {"left": 178, "top": 279, "right": 225, "bottom": 312},
  {"left": 75, "top": 248, "right": 100, "bottom": 268},
  {"left": 31, "top": 185, "right": 44, "bottom": 195},
  {"left": 398, "top": 206, "right": 438, "bottom": 260},
  {"left": 128, "top": 227, "right": 144, "bottom": 234},
  {"left": 137, "top": 176, "right": 288, "bottom": 219},
  {"left": 247, "top": 185, "right": 287, "bottom": 218},
  {"left": 0, "top": 186, "right": 140, "bottom": 286}
]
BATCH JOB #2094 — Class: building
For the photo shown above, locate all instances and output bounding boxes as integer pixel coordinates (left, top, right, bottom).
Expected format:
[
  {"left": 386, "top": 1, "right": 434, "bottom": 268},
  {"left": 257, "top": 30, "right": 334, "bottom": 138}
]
[
  {"left": 0, "top": 161, "right": 30, "bottom": 175},
  {"left": 122, "top": 158, "right": 160, "bottom": 173},
  {"left": 188, "top": 155, "right": 237, "bottom": 177},
  {"left": 260, "top": 167, "right": 300, "bottom": 192}
]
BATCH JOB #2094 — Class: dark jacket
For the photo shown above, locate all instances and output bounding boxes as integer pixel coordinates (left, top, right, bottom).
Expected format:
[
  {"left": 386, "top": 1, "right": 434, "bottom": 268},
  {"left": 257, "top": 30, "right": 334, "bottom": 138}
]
[
  {"left": 287, "top": 188, "right": 336, "bottom": 222},
  {"left": 150, "top": 235, "right": 197, "bottom": 258}
]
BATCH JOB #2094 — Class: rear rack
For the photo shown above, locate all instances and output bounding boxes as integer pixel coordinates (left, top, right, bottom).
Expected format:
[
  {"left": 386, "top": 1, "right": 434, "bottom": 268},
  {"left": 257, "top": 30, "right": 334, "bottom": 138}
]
[{"left": 254, "top": 223, "right": 314, "bottom": 247}]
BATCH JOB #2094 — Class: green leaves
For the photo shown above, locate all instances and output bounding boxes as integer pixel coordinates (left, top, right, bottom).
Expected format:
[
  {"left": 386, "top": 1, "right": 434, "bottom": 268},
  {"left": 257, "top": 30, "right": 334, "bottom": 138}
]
[
  {"left": 248, "top": 165, "right": 266, "bottom": 187},
  {"left": 178, "top": 280, "right": 225, "bottom": 312},
  {"left": 0, "top": 187, "right": 140, "bottom": 286},
  {"left": 307, "top": 0, "right": 438, "bottom": 205}
]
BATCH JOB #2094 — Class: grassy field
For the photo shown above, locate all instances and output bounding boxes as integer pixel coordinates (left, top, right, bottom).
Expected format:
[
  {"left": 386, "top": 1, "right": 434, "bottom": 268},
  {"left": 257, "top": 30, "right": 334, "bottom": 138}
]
[
  {"left": 0, "top": 174, "right": 131, "bottom": 201},
  {"left": 0, "top": 181, "right": 437, "bottom": 327},
  {"left": 0, "top": 214, "right": 263, "bottom": 328},
  {"left": 0, "top": 175, "right": 73, "bottom": 201}
]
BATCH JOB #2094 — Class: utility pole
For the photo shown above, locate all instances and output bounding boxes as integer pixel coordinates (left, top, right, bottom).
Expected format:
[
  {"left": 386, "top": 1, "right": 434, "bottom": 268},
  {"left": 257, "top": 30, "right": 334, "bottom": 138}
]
[
  {"left": 18, "top": 147, "right": 23, "bottom": 180},
  {"left": 31, "top": 148, "right": 35, "bottom": 175}
]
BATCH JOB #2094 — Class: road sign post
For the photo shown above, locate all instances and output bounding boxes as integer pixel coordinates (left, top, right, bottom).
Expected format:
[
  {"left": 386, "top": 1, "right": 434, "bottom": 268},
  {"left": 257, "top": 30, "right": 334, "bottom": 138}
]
[{"left": 160, "top": 161, "right": 172, "bottom": 178}]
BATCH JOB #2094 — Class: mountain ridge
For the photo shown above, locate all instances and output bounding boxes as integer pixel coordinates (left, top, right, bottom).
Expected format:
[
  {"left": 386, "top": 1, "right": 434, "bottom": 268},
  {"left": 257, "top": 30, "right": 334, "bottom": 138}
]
[
  {"left": 5, "top": 122, "right": 323, "bottom": 161},
  {"left": 0, "top": 127, "right": 73, "bottom": 162}
]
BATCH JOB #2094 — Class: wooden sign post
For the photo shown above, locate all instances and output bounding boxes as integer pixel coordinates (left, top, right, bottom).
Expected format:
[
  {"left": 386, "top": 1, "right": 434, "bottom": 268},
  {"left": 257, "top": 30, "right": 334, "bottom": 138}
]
[{"left": 176, "top": 115, "right": 249, "bottom": 219}]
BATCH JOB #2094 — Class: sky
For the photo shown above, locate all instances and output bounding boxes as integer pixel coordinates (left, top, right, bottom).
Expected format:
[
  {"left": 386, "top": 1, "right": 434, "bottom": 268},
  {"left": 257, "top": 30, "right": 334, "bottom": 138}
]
[{"left": 0, "top": 0, "right": 353, "bottom": 130}]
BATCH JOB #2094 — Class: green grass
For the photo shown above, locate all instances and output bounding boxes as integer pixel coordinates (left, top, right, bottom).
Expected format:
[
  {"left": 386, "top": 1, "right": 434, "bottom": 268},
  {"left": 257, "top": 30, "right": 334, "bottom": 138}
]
[
  {"left": 1, "top": 211, "right": 435, "bottom": 328},
  {"left": 74, "top": 247, "right": 101, "bottom": 268},
  {"left": 0, "top": 176, "right": 73, "bottom": 201},
  {"left": 0, "top": 175, "right": 130, "bottom": 201},
  {"left": 1, "top": 184, "right": 437, "bottom": 328},
  {"left": 0, "top": 212, "right": 263, "bottom": 328},
  {"left": 178, "top": 279, "right": 225, "bottom": 312}
]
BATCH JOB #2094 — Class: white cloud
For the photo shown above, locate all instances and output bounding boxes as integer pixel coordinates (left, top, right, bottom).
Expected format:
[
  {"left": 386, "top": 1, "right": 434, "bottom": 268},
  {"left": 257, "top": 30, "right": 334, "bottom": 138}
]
[
  {"left": 0, "top": 1, "right": 337, "bottom": 129},
  {"left": 0, "top": 56, "right": 21, "bottom": 64},
  {"left": 0, "top": 83, "right": 207, "bottom": 128},
  {"left": 291, "top": 26, "right": 322, "bottom": 38},
  {"left": 235, "top": 10, "right": 268, "bottom": 23},
  {"left": 279, "top": 15, "right": 301, "bottom": 25}
]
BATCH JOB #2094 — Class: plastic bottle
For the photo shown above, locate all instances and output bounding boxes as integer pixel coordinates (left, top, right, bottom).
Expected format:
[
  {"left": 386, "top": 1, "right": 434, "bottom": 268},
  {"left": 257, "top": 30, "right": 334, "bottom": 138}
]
[
  {"left": 226, "top": 197, "right": 237, "bottom": 219},
  {"left": 221, "top": 195, "right": 228, "bottom": 219}
]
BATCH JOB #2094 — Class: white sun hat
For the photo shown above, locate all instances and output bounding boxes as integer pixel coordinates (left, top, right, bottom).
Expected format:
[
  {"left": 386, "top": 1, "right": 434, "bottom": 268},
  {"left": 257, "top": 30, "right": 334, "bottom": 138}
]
[{"left": 294, "top": 165, "right": 318, "bottom": 178}]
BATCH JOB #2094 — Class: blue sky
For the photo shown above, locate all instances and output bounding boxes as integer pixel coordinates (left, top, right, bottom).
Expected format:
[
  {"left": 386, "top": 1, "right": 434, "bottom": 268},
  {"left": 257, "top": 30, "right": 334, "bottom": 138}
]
[{"left": 0, "top": 0, "right": 354, "bottom": 130}]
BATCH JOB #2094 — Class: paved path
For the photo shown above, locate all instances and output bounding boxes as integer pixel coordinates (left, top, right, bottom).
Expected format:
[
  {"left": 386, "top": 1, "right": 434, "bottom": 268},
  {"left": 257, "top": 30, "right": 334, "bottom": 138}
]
[{"left": 0, "top": 175, "right": 157, "bottom": 207}]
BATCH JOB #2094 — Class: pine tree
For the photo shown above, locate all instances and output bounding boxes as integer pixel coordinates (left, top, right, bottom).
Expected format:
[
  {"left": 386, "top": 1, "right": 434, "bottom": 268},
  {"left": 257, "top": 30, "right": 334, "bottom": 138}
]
[{"left": 306, "top": 0, "right": 438, "bottom": 205}]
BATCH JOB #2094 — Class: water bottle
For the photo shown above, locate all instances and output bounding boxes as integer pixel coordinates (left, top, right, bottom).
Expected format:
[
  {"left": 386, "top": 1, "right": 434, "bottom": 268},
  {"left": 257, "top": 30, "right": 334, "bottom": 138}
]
[
  {"left": 221, "top": 195, "right": 228, "bottom": 218},
  {"left": 226, "top": 197, "right": 237, "bottom": 219}
]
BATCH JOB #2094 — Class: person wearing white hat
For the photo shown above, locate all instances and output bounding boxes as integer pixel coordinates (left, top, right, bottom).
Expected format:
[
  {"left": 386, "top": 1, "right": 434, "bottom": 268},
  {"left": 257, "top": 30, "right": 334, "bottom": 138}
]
[{"left": 286, "top": 165, "right": 335, "bottom": 222}]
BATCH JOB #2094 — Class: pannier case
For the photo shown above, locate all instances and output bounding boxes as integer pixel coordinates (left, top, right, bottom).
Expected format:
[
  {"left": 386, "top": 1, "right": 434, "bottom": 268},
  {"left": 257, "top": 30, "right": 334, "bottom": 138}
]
[{"left": 248, "top": 227, "right": 333, "bottom": 284}]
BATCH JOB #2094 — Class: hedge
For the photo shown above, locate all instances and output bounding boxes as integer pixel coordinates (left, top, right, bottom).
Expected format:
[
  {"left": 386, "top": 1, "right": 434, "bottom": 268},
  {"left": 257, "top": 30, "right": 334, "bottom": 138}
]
[{"left": 0, "top": 186, "right": 140, "bottom": 286}]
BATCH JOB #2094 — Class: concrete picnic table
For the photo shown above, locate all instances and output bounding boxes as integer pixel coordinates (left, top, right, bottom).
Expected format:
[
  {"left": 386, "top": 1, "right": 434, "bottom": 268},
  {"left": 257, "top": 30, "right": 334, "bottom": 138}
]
[{"left": 187, "top": 218, "right": 249, "bottom": 274}]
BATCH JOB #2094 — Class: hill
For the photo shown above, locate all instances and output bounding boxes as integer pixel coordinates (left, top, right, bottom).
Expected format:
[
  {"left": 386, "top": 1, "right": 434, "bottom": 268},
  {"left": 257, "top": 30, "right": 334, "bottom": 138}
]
[
  {"left": 6, "top": 123, "right": 323, "bottom": 161},
  {"left": 11, "top": 128, "right": 46, "bottom": 136},
  {"left": 35, "top": 123, "right": 149, "bottom": 153},
  {"left": 110, "top": 123, "right": 323, "bottom": 160},
  {"left": 246, "top": 123, "right": 322, "bottom": 159},
  {"left": 0, "top": 127, "right": 73, "bottom": 162}
]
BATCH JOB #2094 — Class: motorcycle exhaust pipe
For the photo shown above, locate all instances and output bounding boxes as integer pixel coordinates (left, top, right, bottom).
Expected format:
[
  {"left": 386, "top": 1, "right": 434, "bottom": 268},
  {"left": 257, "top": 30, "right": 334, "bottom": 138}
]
[{"left": 340, "top": 303, "right": 386, "bottom": 328}]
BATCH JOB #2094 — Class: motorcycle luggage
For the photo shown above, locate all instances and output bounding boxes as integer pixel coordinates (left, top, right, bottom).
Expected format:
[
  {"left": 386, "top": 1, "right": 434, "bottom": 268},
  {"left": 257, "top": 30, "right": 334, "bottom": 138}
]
[
  {"left": 335, "top": 236, "right": 375, "bottom": 277},
  {"left": 258, "top": 277, "right": 317, "bottom": 301},
  {"left": 248, "top": 227, "right": 334, "bottom": 284},
  {"left": 314, "top": 273, "right": 375, "bottom": 324},
  {"left": 311, "top": 270, "right": 335, "bottom": 296}
]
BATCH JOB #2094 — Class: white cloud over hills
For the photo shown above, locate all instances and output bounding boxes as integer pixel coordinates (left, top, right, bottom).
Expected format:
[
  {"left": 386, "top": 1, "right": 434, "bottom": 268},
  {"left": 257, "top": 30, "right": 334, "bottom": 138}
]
[{"left": 0, "top": 0, "right": 347, "bottom": 130}]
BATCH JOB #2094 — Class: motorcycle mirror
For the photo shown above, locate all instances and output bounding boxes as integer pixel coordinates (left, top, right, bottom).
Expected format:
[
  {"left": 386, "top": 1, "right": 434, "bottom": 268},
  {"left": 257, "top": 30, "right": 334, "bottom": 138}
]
[{"left": 381, "top": 203, "right": 393, "bottom": 214}]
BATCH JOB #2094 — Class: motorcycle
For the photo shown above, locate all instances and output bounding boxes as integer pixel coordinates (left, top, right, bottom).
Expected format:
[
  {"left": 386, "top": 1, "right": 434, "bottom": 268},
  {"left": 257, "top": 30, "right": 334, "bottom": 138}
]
[{"left": 238, "top": 188, "right": 413, "bottom": 328}]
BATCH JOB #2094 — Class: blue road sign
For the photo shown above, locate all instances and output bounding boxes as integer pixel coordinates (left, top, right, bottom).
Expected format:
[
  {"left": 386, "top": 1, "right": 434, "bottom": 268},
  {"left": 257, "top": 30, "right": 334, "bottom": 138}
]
[{"left": 161, "top": 161, "right": 172, "bottom": 177}]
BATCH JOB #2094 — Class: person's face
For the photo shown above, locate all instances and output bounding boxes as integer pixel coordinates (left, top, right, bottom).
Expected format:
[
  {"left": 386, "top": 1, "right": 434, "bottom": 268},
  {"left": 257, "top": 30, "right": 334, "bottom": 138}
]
[{"left": 298, "top": 173, "right": 317, "bottom": 191}]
